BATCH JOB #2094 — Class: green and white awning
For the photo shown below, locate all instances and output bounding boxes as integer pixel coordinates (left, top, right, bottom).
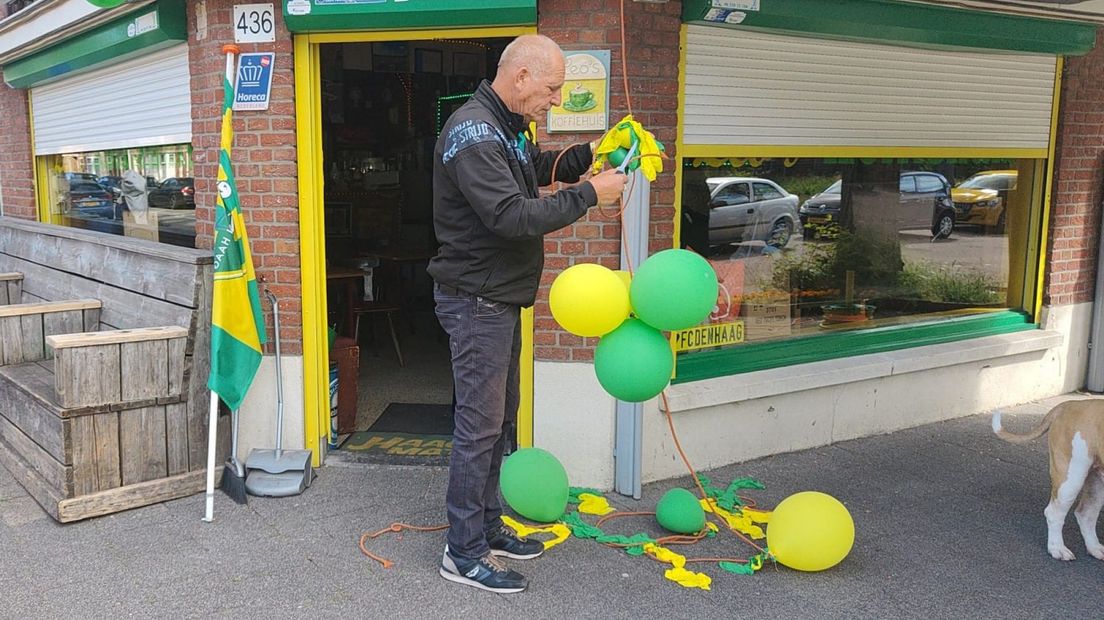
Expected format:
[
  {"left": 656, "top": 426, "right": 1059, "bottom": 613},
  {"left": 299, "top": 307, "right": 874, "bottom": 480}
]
[
  {"left": 681, "top": 0, "right": 1096, "bottom": 56},
  {"left": 283, "top": 0, "right": 536, "bottom": 33}
]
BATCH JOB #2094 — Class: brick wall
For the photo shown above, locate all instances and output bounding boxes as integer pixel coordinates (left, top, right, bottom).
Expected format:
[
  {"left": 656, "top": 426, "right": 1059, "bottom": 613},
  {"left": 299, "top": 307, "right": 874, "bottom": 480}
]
[
  {"left": 188, "top": 0, "right": 302, "bottom": 355},
  {"left": 0, "top": 82, "right": 36, "bottom": 221},
  {"left": 535, "top": 0, "right": 681, "bottom": 362},
  {"left": 1047, "top": 30, "right": 1104, "bottom": 307}
]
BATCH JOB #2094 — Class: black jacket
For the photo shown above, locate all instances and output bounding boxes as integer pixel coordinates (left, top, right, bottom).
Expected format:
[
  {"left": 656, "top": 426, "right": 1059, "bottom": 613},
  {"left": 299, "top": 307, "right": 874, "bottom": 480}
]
[{"left": 428, "top": 80, "right": 597, "bottom": 306}]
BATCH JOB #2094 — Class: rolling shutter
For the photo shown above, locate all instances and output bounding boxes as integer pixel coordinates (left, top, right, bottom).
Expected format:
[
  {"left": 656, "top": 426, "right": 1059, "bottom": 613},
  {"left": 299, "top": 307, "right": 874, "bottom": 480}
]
[
  {"left": 683, "top": 24, "right": 1056, "bottom": 149},
  {"left": 30, "top": 44, "right": 192, "bottom": 155}
]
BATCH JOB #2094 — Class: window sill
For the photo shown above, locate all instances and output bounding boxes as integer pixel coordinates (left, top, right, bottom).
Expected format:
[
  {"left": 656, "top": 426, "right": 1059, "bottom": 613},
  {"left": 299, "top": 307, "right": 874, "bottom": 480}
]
[{"left": 664, "top": 328, "right": 1062, "bottom": 413}]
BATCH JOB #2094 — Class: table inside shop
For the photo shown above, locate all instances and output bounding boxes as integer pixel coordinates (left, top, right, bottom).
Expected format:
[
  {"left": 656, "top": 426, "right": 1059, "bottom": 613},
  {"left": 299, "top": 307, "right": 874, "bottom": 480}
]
[
  {"left": 356, "top": 248, "right": 436, "bottom": 315},
  {"left": 327, "top": 266, "right": 366, "bottom": 337}
]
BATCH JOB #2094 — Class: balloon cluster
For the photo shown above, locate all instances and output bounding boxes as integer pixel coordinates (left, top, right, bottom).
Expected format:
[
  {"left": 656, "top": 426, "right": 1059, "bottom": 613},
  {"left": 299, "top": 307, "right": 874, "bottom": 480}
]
[
  {"left": 549, "top": 249, "right": 719, "bottom": 402},
  {"left": 591, "top": 115, "right": 666, "bottom": 182}
]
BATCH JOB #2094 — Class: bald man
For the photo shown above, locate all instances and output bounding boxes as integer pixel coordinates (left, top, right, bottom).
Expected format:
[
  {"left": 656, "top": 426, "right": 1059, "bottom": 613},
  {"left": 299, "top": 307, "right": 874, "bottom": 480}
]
[{"left": 429, "top": 34, "right": 627, "bottom": 593}]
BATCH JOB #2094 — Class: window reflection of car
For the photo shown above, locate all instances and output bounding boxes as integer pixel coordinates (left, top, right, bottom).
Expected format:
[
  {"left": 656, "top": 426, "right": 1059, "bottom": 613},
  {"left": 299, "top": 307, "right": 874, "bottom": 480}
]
[
  {"left": 799, "top": 171, "right": 956, "bottom": 239},
  {"left": 952, "top": 170, "right": 1016, "bottom": 234},
  {"left": 68, "top": 180, "right": 115, "bottom": 218},
  {"left": 64, "top": 171, "right": 101, "bottom": 184},
  {"left": 97, "top": 175, "right": 124, "bottom": 199},
  {"left": 148, "top": 177, "right": 196, "bottom": 209},
  {"left": 684, "top": 177, "right": 800, "bottom": 253}
]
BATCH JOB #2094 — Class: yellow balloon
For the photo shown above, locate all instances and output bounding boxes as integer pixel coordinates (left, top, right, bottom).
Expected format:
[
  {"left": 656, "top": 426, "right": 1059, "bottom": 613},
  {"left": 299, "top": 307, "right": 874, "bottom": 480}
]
[
  {"left": 549, "top": 264, "right": 631, "bottom": 337},
  {"left": 766, "top": 491, "right": 854, "bottom": 572},
  {"left": 615, "top": 126, "right": 634, "bottom": 149},
  {"left": 614, "top": 270, "right": 632, "bottom": 296}
]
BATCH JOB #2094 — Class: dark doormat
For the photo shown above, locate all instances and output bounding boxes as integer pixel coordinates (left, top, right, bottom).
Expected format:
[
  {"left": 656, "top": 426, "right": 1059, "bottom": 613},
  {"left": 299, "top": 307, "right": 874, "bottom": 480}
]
[
  {"left": 336, "top": 403, "right": 454, "bottom": 466},
  {"left": 369, "top": 402, "right": 455, "bottom": 435}
]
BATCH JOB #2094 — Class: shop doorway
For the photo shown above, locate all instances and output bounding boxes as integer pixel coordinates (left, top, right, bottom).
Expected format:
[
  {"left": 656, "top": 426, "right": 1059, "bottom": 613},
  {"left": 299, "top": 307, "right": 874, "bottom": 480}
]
[{"left": 318, "top": 37, "right": 513, "bottom": 462}]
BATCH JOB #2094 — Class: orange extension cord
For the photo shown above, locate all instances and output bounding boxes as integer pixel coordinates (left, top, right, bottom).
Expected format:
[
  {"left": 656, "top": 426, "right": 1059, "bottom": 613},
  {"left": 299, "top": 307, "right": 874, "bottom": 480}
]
[{"left": 358, "top": 0, "right": 765, "bottom": 569}]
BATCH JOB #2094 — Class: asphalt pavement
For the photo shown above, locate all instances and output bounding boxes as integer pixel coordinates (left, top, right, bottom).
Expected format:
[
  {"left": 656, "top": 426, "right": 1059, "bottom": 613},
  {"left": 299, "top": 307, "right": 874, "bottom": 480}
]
[{"left": 2, "top": 393, "right": 1102, "bottom": 619}]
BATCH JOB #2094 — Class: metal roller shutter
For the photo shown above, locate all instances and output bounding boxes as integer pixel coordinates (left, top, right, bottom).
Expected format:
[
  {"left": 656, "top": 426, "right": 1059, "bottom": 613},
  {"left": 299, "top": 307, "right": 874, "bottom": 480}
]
[
  {"left": 683, "top": 24, "right": 1056, "bottom": 149},
  {"left": 31, "top": 44, "right": 192, "bottom": 155}
]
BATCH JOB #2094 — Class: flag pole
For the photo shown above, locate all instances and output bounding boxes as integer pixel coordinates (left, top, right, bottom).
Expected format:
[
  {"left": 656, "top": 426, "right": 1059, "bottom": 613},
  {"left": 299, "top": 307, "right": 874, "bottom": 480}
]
[
  {"left": 203, "top": 43, "right": 241, "bottom": 523},
  {"left": 202, "top": 391, "right": 219, "bottom": 522}
]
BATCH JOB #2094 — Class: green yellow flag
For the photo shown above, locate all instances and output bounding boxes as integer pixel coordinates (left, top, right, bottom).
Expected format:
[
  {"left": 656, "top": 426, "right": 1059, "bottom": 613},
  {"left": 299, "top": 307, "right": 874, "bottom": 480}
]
[{"left": 207, "top": 69, "right": 267, "bottom": 411}]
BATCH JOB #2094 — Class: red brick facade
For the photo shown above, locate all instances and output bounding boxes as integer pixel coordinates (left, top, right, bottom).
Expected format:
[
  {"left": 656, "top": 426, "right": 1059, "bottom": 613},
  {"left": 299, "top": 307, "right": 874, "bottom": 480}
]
[
  {"left": 187, "top": 0, "right": 302, "bottom": 355},
  {"left": 0, "top": 82, "right": 36, "bottom": 221},
  {"left": 3, "top": 8, "right": 1100, "bottom": 362},
  {"left": 1047, "top": 28, "right": 1104, "bottom": 306},
  {"left": 534, "top": 0, "right": 681, "bottom": 362}
]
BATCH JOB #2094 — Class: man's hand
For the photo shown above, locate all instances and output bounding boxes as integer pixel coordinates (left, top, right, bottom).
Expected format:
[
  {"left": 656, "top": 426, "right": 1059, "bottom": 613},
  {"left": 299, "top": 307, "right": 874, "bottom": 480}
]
[{"left": 588, "top": 168, "right": 629, "bottom": 206}]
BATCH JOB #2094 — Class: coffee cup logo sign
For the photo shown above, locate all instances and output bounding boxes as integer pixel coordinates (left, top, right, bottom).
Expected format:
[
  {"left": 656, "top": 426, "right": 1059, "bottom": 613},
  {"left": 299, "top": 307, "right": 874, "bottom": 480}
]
[{"left": 549, "top": 51, "right": 611, "bottom": 133}]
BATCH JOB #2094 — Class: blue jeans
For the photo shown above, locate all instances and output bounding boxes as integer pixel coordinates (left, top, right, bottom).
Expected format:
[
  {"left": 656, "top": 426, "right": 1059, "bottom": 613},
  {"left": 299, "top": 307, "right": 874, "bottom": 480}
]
[{"left": 433, "top": 282, "right": 521, "bottom": 560}]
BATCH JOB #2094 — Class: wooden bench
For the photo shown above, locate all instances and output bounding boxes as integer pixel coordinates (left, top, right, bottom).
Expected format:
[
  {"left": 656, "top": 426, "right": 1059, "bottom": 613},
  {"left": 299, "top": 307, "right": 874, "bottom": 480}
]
[
  {"left": 0, "top": 272, "right": 22, "bottom": 305},
  {"left": 0, "top": 300, "right": 101, "bottom": 365},
  {"left": 0, "top": 327, "right": 195, "bottom": 522},
  {"left": 0, "top": 217, "right": 219, "bottom": 522}
]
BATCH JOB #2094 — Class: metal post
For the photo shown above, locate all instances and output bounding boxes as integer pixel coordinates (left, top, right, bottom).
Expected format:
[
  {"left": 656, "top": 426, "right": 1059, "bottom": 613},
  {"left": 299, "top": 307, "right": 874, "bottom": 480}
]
[
  {"left": 614, "top": 170, "right": 649, "bottom": 498},
  {"left": 1086, "top": 191, "right": 1104, "bottom": 392}
]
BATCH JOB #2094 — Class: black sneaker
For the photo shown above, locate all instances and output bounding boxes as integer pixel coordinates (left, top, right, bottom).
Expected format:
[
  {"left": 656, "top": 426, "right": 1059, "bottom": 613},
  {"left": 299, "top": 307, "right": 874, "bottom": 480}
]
[
  {"left": 439, "top": 547, "right": 528, "bottom": 593},
  {"left": 487, "top": 525, "right": 544, "bottom": 560}
]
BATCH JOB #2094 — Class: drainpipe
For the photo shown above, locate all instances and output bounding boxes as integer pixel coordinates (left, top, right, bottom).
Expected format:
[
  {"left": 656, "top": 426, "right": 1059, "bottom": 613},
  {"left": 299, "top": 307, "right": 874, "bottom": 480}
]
[
  {"left": 614, "top": 171, "right": 648, "bottom": 499},
  {"left": 1085, "top": 200, "right": 1104, "bottom": 392}
]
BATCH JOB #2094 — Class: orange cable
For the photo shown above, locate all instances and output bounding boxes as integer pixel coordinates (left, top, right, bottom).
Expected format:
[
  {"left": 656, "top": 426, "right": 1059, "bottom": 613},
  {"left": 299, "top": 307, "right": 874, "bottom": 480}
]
[
  {"left": 620, "top": 0, "right": 633, "bottom": 118},
  {"left": 358, "top": 522, "right": 449, "bottom": 569}
]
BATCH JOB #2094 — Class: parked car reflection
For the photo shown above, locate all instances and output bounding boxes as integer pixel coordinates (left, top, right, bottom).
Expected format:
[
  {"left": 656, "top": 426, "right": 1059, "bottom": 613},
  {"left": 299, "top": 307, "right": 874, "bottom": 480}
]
[
  {"left": 147, "top": 177, "right": 196, "bottom": 209},
  {"left": 68, "top": 179, "right": 115, "bottom": 217},
  {"left": 799, "top": 171, "right": 956, "bottom": 239},
  {"left": 683, "top": 177, "right": 800, "bottom": 254},
  {"left": 952, "top": 169, "right": 1016, "bottom": 234}
]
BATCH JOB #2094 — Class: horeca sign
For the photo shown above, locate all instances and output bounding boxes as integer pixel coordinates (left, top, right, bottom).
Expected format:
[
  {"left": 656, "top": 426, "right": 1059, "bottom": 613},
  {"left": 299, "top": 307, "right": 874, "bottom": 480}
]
[{"left": 233, "top": 52, "right": 275, "bottom": 111}]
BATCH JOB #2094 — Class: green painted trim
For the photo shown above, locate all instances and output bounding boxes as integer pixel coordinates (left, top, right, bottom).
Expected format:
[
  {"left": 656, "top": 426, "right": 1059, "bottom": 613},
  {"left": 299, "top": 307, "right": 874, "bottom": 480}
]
[
  {"left": 682, "top": 0, "right": 1097, "bottom": 56},
  {"left": 673, "top": 310, "right": 1035, "bottom": 384},
  {"left": 4, "top": 0, "right": 187, "bottom": 89},
  {"left": 284, "top": 0, "right": 536, "bottom": 33}
]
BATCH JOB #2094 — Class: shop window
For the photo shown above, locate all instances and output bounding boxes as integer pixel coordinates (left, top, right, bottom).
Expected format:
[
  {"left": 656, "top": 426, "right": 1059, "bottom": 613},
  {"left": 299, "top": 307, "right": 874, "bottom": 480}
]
[
  {"left": 675, "top": 156, "right": 1040, "bottom": 378},
  {"left": 37, "top": 144, "right": 195, "bottom": 248}
]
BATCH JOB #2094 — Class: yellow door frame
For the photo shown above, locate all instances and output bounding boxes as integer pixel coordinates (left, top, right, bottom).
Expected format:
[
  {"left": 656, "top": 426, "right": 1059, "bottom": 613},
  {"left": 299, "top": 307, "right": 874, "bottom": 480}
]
[{"left": 294, "top": 26, "right": 537, "bottom": 466}]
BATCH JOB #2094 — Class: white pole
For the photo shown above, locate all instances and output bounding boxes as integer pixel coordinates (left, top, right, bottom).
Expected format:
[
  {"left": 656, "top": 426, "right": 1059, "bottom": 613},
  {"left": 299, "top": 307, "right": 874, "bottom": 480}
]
[
  {"left": 202, "top": 391, "right": 219, "bottom": 522},
  {"left": 202, "top": 46, "right": 239, "bottom": 523}
]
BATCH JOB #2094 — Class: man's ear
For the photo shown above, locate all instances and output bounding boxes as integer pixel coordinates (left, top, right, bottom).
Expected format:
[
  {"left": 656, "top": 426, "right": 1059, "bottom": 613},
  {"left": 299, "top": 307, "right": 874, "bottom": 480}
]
[{"left": 516, "top": 67, "right": 531, "bottom": 88}]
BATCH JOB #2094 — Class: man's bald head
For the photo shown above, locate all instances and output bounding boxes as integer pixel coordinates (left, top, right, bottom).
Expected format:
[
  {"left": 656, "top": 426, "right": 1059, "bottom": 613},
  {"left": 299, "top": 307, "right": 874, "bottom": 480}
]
[
  {"left": 498, "top": 34, "right": 564, "bottom": 78},
  {"left": 492, "top": 34, "right": 567, "bottom": 123}
]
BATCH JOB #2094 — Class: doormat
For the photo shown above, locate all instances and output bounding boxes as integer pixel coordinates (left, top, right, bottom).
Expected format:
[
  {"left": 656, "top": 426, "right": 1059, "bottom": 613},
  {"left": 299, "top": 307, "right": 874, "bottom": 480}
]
[
  {"left": 368, "top": 402, "right": 454, "bottom": 436},
  {"left": 338, "top": 432, "right": 452, "bottom": 466},
  {"left": 336, "top": 402, "right": 455, "bottom": 466}
]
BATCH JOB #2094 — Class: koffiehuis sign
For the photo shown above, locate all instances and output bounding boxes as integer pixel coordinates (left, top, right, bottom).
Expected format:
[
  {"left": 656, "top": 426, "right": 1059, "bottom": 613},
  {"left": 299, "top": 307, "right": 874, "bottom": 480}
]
[{"left": 548, "top": 50, "right": 610, "bottom": 133}]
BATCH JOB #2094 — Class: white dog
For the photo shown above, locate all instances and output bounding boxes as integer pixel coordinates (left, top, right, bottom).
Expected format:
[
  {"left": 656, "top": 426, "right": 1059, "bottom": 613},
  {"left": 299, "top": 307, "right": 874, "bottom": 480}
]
[{"left": 992, "top": 400, "right": 1104, "bottom": 561}]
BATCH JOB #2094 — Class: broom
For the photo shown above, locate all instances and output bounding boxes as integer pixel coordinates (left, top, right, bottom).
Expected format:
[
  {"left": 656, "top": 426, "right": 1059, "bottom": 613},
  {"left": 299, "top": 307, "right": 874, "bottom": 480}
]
[{"left": 219, "top": 407, "right": 248, "bottom": 504}]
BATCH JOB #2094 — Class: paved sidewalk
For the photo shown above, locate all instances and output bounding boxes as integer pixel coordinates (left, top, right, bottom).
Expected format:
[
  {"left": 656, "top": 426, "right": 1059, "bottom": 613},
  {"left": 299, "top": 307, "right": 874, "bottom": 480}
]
[{"left": 2, "top": 393, "right": 1103, "bottom": 619}]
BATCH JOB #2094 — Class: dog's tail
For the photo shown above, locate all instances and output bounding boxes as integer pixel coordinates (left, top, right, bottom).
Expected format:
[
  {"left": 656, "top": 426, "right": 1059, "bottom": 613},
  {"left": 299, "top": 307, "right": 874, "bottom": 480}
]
[{"left": 991, "top": 405, "right": 1064, "bottom": 444}]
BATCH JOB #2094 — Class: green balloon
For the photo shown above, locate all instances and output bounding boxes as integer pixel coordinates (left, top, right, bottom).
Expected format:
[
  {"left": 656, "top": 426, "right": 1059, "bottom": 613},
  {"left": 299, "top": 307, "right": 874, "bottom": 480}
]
[
  {"left": 607, "top": 147, "right": 630, "bottom": 168},
  {"left": 594, "top": 319, "right": 673, "bottom": 402},
  {"left": 499, "top": 448, "right": 569, "bottom": 523},
  {"left": 656, "top": 488, "right": 706, "bottom": 534},
  {"left": 630, "top": 249, "right": 718, "bottom": 331}
]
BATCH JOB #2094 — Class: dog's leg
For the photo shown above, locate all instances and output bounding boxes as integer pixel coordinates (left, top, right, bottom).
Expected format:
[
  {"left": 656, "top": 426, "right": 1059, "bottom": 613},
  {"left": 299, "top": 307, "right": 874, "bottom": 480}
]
[
  {"left": 1046, "top": 432, "right": 1093, "bottom": 561},
  {"left": 1074, "top": 470, "right": 1104, "bottom": 561}
]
